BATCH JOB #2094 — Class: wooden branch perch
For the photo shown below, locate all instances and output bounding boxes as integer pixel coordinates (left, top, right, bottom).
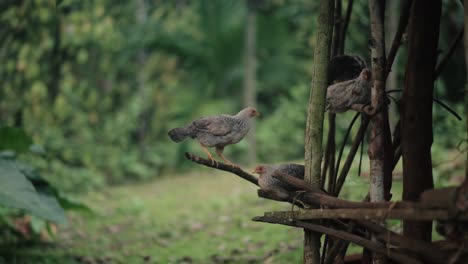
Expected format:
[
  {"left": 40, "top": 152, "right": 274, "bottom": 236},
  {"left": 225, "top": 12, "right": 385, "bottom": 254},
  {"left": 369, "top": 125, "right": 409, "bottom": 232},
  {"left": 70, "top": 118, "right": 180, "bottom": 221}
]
[
  {"left": 185, "top": 152, "right": 457, "bottom": 212},
  {"left": 271, "top": 170, "right": 417, "bottom": 209},
  {"left": 253, "top": 216, "right": 423, "bottom": 264},
  {"left": 257, "top": 189, "right": 306, "bottom": 208},
  {"left": 184, "top": 152, "right": 258, "bottom": 186},
  {"left": 272, "top": 171, "right": 328, "bottom": 194},
  {"left": 262, "top": 208, "right": 468, "bottom": 221}
]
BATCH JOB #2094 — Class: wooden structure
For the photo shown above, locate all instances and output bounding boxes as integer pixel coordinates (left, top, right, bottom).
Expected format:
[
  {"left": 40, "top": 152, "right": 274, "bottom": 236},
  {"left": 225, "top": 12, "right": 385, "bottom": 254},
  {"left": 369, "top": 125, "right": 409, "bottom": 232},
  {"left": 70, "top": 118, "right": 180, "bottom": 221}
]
[{"left": 186, "top": 153, "right": 468, "bottom": 264}]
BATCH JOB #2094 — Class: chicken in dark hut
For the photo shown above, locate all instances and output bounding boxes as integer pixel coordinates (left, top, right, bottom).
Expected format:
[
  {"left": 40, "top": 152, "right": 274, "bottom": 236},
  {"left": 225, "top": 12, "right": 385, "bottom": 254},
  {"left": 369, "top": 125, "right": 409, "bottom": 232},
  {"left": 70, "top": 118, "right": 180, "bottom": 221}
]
[
  {"left": 326, "top": 68, "right": 372, "bottom": 113},
  {"left": 168, "top": 107, "right": 260, "bottom": 167},
  {"left": 252, "top": 164, "right": 306, "bottom": 198}
]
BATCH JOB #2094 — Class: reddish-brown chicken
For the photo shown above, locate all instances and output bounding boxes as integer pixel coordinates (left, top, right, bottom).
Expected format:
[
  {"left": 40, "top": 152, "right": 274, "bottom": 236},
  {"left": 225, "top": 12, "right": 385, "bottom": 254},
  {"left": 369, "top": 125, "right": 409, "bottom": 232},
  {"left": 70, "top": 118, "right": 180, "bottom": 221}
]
[{"left": 168, "top": 107, "right": 260, "bottom": 166}]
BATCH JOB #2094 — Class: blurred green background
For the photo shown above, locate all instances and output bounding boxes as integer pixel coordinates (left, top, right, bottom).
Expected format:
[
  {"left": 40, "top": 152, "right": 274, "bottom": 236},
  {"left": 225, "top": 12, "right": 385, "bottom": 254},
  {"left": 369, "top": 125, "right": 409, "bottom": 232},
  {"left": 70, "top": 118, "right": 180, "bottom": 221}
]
[{"left": 0, "top": 0, "right": 466, "bottom": 263}]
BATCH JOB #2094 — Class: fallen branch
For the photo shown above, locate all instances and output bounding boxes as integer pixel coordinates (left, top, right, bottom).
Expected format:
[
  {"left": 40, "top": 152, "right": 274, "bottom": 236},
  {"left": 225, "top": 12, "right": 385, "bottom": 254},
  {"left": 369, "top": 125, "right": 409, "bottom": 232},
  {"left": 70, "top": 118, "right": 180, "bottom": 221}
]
[
  {"left": 184, "top": 152, "right": 258, "bottom": 185},
  {"left": 252, "top": 216, "right": 423, "bottom": 264}
]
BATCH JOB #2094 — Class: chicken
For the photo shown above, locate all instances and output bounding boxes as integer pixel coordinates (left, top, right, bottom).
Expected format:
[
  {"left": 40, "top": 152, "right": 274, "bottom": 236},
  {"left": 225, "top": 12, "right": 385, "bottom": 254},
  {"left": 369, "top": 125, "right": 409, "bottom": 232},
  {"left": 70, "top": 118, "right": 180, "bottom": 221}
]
[
  {"left": 168, "top": 107, "right": 260, "bottom": 167},
  {"left": 326, "top": 68, "right": 372, "bottom": 113},
  {"left": 252, "top": 164, "right": 305, "bottom": 198}
]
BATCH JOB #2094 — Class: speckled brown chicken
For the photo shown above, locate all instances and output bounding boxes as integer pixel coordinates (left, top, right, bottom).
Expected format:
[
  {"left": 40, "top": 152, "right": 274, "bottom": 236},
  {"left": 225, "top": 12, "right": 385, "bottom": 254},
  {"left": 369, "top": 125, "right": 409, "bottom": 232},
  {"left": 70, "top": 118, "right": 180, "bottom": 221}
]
[
  {"left": 168, "top": 107, "right": 260, "bottom": 166},
  {"left": 252, "top": 164, "right": 305, "bottom": 198},
  {"left": 326, "top": 68, "right": 372, "bottom": 113}
]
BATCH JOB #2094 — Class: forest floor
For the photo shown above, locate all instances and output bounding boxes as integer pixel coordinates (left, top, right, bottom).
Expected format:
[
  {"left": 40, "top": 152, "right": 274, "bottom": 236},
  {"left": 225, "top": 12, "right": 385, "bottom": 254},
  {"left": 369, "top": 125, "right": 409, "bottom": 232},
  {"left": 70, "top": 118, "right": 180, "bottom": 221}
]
[{"left": 3, "top": 150, "right": 463, "bottom": 264}]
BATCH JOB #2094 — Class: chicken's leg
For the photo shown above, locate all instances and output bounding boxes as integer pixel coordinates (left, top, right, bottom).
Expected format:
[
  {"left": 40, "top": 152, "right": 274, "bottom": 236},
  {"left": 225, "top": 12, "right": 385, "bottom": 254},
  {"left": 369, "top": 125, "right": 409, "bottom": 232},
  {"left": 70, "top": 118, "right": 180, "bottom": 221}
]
[
  {"left": 200, "top": 143, "right": 217, "bottom": 166},
  {"left": 215, "top": 147, "right": 239, "bottom": 167}
]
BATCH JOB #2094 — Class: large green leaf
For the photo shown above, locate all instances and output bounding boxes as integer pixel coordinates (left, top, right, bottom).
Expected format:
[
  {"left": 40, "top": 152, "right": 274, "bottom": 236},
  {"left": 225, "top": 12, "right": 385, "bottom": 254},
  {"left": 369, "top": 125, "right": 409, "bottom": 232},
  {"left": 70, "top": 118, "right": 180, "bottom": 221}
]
[
  {"left": 0, "top": 127, "right": 33, "bottom": 153},
  {"left": 16, "top": 161, "right": 91, "bottom": 213},
  {"left": 0, "top": 159, "right": 67, "bottom": 225}
]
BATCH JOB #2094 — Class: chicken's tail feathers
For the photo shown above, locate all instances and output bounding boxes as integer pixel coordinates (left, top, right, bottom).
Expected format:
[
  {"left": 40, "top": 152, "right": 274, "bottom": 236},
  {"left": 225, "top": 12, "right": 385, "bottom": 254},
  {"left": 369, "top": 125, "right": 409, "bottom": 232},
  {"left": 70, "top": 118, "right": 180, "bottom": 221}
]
[{"left": 168, "top": 127, "right": 190, "bottom": 142}]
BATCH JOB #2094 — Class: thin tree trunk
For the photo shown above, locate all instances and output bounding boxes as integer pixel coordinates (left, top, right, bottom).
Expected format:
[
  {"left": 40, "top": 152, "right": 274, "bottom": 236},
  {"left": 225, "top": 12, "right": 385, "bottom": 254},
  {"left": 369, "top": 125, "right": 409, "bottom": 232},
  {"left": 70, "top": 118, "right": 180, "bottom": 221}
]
[
  {"left": 401, "top": 0, "right": 441, "bottom": 242},
  {"left": 304, "top": 0, "right": 334, "bottom": 263},
  {"left": 243, "top": 2, "right": 257, "bottom": 165},
  {"left": 48, "top": 12, "right": 61, "bottom": 103},
  {"left": 330, "top": 0, "right": 342, "bottom": 57},
  {"left": 385, "top": 0, "right": 400, "bottom": 136},
  {"left": 338, "top": 0, "right": 353, "bottom": 54},
  {"left": 368, "top": 1, "right": 388, "bottom": 263},
  {"left": 136, "top": 0, "right": 150, "bottom": 158},
  {"left": 368, "top": 0, "right": 387, "bottom": 204}
]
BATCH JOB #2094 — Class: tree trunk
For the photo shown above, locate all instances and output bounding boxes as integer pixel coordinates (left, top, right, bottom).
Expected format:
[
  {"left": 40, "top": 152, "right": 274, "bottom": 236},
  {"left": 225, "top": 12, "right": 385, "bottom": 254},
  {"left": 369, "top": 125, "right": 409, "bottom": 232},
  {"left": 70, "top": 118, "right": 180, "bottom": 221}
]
[
  {"left": 304, "top": 0, "right": 334, "bottom": 263},
  {"left": 462, "top": 0, "right": 468, "bottom": 208},
  {"left": 368, "top": 0, "right": 387, "bottom": 204},
  {"left": 48, "top": 12, "right": 61, "bottom": 103},
  {"left": 385, "top": 0, "right": 400, "bottom": 135},
  {"left": 136, "top": 0, "right": 150, "bottom": 158},
  {"left": 401, "top": 0, "right": 441, "bottom": 242},
  {"left": 243, "top": 2, "right": 257, "bottom": 165},
  {"left": 368, "top": 1, "right": 389, "bottom": 263}
]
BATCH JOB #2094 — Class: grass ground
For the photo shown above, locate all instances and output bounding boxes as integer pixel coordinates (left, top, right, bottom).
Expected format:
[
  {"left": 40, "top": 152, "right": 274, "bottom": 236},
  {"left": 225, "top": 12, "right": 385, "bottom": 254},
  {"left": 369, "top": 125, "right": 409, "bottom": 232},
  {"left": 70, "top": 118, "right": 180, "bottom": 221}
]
[
  {"left": 2, "top": 148, "right": 463, "bottom": 264},
  {"left": 0, "top": 165, "right": 371, "bottom": 264},
  {"left": 3, "top": 169, "right": 307, "bottom": 264}
]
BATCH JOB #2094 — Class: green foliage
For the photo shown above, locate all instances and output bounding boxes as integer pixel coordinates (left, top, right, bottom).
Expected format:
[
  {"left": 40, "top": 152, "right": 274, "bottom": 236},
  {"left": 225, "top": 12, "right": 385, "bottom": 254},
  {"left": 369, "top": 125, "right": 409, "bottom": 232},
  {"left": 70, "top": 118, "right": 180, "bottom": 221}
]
[
  {"left": 0, "top": 0, "right": 464, "bottom": 191},
  {"left": 0, "top": 127, "right": 33, "bottom": 153},
  {"left": 0, "top": 158, "right": 66, "bottom": 225},
  {"left": 0, "top": 126, "right": 90, "bottom": 243}
]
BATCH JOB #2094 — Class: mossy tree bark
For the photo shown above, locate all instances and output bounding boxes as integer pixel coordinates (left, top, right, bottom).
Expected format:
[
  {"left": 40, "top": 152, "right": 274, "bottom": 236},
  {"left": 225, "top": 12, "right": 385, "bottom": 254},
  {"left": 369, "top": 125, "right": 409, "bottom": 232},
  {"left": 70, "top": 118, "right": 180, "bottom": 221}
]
[
  {"left": 401, "top": 0, "right": 441, "bottom": 241},
  {"left": 304, "top": 0, "right": 334, "bottom": 262}
]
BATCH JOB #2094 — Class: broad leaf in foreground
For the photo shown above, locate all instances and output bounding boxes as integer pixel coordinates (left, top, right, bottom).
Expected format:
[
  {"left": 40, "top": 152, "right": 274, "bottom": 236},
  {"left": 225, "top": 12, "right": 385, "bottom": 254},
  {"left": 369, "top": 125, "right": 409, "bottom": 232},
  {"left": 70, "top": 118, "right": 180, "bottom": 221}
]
[{"left": 0, "top": 159, "right": 67, "bottom": 225}]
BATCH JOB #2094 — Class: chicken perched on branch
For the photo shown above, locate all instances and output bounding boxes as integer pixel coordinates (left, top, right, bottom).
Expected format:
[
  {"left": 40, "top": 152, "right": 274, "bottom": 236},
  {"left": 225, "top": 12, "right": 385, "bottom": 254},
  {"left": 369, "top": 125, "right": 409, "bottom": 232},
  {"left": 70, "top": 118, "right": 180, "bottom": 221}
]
[
  {"left": 326, "top": 68, "right": 372, "bottom": 113},
  {"left": 168, "top": 107, "right": 260, "bottom": 167},
  {"left": 253, "top": 164, "right": 306, "bottom": 199}
]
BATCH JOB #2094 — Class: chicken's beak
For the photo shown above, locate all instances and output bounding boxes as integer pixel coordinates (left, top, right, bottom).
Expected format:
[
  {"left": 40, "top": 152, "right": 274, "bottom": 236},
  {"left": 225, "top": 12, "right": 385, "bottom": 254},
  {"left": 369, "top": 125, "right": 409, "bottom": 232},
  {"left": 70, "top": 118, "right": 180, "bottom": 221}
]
[
  {"left": 254, "top": 111, "right": 260, "bottom": 117},
  {"left": 252, "top": 167, "right": 260, "bottom": 174}
]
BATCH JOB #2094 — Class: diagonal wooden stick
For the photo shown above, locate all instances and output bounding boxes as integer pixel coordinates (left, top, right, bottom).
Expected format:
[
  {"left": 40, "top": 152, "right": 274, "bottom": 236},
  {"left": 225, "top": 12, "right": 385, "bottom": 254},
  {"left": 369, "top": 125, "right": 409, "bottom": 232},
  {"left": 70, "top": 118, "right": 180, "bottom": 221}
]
[{"left": 184, "top": 152, "right": 258, "bottom": 186}]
